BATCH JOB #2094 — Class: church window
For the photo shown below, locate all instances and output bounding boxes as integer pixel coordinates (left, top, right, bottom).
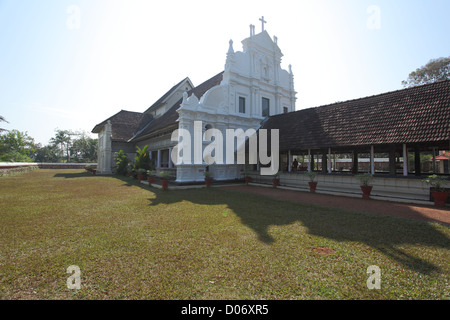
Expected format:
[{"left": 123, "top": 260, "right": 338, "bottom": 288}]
[
  {"left": 262, "top": 97, "right": 270, "bottom": 117},
  {"left": 239, "top": 97, "right": 246, "bottom": 113}
]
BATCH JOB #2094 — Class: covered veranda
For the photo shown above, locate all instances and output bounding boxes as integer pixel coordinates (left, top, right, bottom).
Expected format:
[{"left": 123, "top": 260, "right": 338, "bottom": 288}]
[{"left": 250, "top": 80, "right": 450, "bottom": 203}]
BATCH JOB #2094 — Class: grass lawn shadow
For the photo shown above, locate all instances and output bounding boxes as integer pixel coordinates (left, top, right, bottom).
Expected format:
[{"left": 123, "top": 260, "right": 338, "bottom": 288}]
[
  {"left": 131, "top": 181, "right": 449, "bottom": 276},
  {"left": 53, "top": 171, "right": 97, "bottom": 179}
]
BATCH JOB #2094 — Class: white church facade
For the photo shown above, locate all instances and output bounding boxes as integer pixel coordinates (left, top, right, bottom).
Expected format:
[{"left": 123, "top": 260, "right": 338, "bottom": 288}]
[
  {"left": 92, "top": 18, "right": 449, "bottom": 203},
  {"left": 92, "top": 21, "right": 297, "bottom": 183}
]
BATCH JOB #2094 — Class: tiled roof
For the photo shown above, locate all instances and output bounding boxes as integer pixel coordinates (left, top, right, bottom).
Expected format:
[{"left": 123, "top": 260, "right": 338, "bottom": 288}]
[
  {"left": 261, "top": 80, "right": 450, "bottom": 151},
  {"left": 143, "top": 77, "right": 192, "bottom": 114},
  {"left": 130, "top": 71, "right": 224, "bottom": 142},
  {"left": 91, "top": 110, "right": 152, "bottom": 142}
]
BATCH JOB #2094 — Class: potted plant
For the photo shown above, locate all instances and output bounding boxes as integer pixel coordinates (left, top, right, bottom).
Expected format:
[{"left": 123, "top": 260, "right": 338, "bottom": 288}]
[
  {"left": 272, "top": 171, "right": 280, "bottom": 188},
  {"left": 423, "top": 174, "right": 449, "bottom": 206},
  {"left": 137, "top": 168, "right": 146, "bottom": 182},
  {"left": 204, "top": 171, "right": 213, "bottom": 187},
  {"left": 242, "top": 169, "right": 252, "bottom": 185},
  {"left": 147, "top": 170, "right": 156, "bottom": 185},
  {"left": 159, "top": 171, "right": 171, "bottom": 191},
  {"left": 126, "top": 164, "right": 133, "bottom": 177},
  {"left": 304, "top": 171, "right": 318, "bottom": 193},
  {"left": 355, "top": 173, "right": 374, "bottom": 199}
]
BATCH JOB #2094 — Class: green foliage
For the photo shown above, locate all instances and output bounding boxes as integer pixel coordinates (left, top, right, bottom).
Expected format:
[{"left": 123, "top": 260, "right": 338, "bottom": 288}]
[
  {"left": 49, "top": 129, "right": 72, "bottom": 162},
  {"left": 355, "top": 173, "right": 374, "bottom": 186},
  {"left": 402, "top": 56, "right": 450, "bottom": 87},
  {"left": 304, "top": 171, "right": 318, "bottom": 182},
  {"left": 70, "top": 134, "right": 97, "bottom": 162},
  {"left": 422, "top": 174, "right": 449, "bottom": 192},
  {"left": 115, "top": 150, "right": 130, "bottom": 176},
  {"left": 204, "top": 171, "right": 213, "bottom": 178},
  {"left": 159, "top": 171, "right": 172, "bottom": 180},
  {"left": 34, "top": 144, "right": 60, "bottom": 163},
  {"left": 137, "top": 168, "right": 146, "bottom": 175},
  {"left": 134, "top": 145, "right": 152, "bottom": 171},
  {"left": 0, "top": 115, "right": 8, "bottom": 133},
  {"left": 0, "top": 129, "right": 36, "bottom": 162}
]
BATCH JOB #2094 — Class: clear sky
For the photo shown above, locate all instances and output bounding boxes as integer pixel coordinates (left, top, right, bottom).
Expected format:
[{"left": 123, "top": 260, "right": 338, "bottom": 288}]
[{"left": 0, "top": 0, "right": 449, "bottom": 145}]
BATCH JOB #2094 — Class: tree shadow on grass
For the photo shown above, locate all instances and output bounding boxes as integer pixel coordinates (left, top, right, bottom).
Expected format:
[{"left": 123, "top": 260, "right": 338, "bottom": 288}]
[
  {"left": 53, "top": 171, "right": 97, "bottom": 179},
  {"left": 112, "top": 176, "right": 450, "bottom": 275}
]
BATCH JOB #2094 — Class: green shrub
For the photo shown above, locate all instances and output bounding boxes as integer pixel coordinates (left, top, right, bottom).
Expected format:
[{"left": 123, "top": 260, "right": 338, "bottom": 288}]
[
  {"left": 134, "top": 145, "right": 152, "bottom": 172},
  {"left": 423, "top": 174, "right": 449, "bottom": 192},
  {"left": 115, "top": 150, "right": 129, "bottom": 176}
]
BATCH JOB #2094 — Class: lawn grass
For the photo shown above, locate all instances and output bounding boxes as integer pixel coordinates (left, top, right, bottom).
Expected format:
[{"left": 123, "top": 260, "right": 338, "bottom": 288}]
[{"left": 0, "top": 169, "right": 449, "bottom": 300}]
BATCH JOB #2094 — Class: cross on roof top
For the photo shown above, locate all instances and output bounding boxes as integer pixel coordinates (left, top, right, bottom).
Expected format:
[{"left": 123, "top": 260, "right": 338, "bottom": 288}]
[{"left": 259, "top": 16, "right": 267, "bottom": 31}]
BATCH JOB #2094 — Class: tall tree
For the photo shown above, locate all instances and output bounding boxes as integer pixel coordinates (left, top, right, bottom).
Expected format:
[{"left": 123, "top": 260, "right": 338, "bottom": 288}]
[
  {"left": 50, "top": 129, "right": 72, "bottom": 162},
  {"left": 70, "top": 133, "right": 98, "bottom": 162},
  {"left": 34, "top": 144, "right": 60, "bottom": 163},
  {"left": 402, "top": 56, "right": 450, "bottom": 87},
  {"left": 0, "top": 130, "right": 36, "bottom": 162},
  {"left": 0, "top": 115, "right": 8, "bottom": 133}
]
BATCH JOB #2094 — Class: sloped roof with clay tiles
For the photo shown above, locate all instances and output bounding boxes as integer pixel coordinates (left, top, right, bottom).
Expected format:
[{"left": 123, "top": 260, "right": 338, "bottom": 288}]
[
  {"left": 91, "top": 110, "right": 152, "bottom": 142},
  {"left": 130, "top": 71, "right": 224, "bottom": 142},
  {"left": 143, "top": 77, "right": 193, "bottom": 114},
  {"left": 261, "top": 80, "right": 450, "bottom": 151}
]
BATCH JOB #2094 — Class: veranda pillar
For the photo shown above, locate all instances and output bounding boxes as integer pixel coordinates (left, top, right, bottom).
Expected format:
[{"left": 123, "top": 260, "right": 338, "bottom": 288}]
[
  {"left": 403, "top": 144, "right": 408, "bottom": 176},
  {"left": 352, "top": 151, "right": 358, "bottom": 174},
  {"left": 370, "top": 145, "right": 375, "bottom": 175}
]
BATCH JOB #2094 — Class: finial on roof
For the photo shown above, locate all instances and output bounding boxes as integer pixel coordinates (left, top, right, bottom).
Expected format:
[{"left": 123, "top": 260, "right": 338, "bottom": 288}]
[
  {"left": 228, "top": 39, "right": 234, "bottom": 54},
  {"left": 249, "top": 24, "right": 255, "bottom": 37},
  {"left": 259, "top": 16, "right": 267, "bottom": 32}
]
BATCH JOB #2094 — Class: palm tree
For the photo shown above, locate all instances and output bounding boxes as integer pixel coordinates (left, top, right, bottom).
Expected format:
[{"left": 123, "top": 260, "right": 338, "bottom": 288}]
[
  {"left": 50, "top": 129, "right": 72, "bottom": 162},
  {"left": 0, "top": 115, "right": 8, "bottom": 133}
]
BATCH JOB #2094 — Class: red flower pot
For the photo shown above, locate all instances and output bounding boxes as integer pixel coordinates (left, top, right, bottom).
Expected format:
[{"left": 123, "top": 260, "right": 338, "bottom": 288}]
[
  {"left": 272, "top": 178, "right": 280, "bottom": 188},
  {"left": 147, "top": 177, "right": 154, "bottom": 185},
  {"left": 138, "top": 175, "right": 144, "bottom": 182},
  {"left": 361, "top": 186, "right": 373, "bottom": 199},
  {"left": 161, "top": 180, "right": 169, "bottom": 191},
  {"left": 244, "top": 177, "right": 252, "bottom": 185},
  {"left": 205, "top": 178, "right": 212, "bottom": 187},
  {"left": 431, "top": 191, "right": 449, "bottom": 206},
  {"left": 309, "top": 181, "right": 317, "bottom": 193}
]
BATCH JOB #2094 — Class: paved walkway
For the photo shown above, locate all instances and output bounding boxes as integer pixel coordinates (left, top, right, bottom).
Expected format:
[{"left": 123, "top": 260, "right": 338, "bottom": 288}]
[{"left": 219, "top": 184, "right": 450, "bottom": 225}]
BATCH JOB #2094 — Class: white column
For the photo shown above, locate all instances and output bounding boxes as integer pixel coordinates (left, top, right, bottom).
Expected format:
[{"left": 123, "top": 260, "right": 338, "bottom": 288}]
[
  {"left": 333, "top": 152, "right": 336, "bottom": 172},
  {"left": 403, "top": 144, "right": 408, "bottom": 176},
  {"left": 168, "top": 148, "right": 173, "bottom": 168},
  {"left": 370, "top": 145, "right": 375, "bottom": 175},
  {"left": 157, "top": 150, "right": 161, "bottom": 169},
  {"left": 102, "top": 121, "right": 112, "bottom": 174},
  {"left": 328, "top": 148, "right": 332, "bottom": 173},
  {"left": 288, "top": 150, "right": 292, "bottom": 172},
  {"left": 307, "top": 149, "right": 311, "bottom": 172}
]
